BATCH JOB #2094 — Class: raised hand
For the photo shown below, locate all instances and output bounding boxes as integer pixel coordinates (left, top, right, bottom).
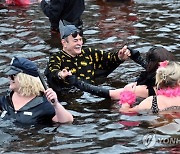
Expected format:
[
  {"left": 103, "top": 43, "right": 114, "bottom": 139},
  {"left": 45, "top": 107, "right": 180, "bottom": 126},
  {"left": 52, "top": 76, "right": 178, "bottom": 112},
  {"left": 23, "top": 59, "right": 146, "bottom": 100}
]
[{"left": 118, "top": 45, "right": 131, "bottom": 60}]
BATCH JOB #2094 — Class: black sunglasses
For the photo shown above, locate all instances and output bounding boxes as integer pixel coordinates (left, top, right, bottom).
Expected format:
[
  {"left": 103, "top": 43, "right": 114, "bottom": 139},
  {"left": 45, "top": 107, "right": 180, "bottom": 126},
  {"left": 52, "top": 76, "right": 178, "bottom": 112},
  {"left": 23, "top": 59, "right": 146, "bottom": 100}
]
[
  {"left": 9, "top": 74, "right": 17, "bottom": 80},
  {"left": 71, "top": 30, "right": 83, "bottom": 38}
]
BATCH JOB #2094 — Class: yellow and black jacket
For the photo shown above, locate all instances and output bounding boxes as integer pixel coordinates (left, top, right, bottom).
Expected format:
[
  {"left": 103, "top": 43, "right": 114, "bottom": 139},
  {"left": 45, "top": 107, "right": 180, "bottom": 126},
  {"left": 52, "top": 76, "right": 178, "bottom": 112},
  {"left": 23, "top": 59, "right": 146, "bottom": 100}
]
[{"left": 45, "top": 47, "right": 124, "bottom": 94}]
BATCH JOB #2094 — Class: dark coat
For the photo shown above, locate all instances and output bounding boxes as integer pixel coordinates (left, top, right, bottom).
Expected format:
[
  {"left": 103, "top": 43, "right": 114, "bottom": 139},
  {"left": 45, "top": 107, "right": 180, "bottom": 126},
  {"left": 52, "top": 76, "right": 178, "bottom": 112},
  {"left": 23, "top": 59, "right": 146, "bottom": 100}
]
[
  {"left": 0, "top": 91, "right": 55, "bottom": 125},
  {"left": 41, "top": 0, "right": 85, "bottom": 29}
]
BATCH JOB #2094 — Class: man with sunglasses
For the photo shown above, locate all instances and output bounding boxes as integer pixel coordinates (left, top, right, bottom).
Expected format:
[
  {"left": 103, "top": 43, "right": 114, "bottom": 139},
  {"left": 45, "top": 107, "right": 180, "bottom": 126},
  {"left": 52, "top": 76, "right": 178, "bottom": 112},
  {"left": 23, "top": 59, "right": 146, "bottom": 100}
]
[
  {"left": 45, "top": 21, "right": 141, "bottom": 96},
  {"left": 39, "top": 0, "right": 85, "bottom": 33}
]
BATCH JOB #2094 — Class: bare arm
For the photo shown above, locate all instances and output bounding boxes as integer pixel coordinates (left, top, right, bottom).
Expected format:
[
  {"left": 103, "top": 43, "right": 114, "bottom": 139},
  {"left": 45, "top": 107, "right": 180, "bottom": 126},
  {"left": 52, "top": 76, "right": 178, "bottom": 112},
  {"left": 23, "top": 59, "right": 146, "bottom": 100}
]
[
  {"left": 109, "top": 88, "right": 124, "bottom": 100},
  {"left": 45, "top": 88, "right": 73, "bottom": 123},
  {"left": 119, "top": 96, "right": 153, "bottom": 113},
  {"left": 133, "top": 85, "right": 149, "bottom": 98},
  {"left": 109, "top": 83, "right": 150, "bottom": 100}
]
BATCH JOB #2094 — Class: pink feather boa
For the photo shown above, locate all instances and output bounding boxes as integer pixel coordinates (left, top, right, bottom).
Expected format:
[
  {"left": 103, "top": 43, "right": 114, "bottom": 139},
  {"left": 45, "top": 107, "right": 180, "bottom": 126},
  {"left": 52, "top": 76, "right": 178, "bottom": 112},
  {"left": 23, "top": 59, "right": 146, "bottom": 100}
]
[
  {"left": 157, "top": 87, "right": 180, "bottom": 97},
  {"left": 119, "top": 91, "right": 136, "bottom": 105}
]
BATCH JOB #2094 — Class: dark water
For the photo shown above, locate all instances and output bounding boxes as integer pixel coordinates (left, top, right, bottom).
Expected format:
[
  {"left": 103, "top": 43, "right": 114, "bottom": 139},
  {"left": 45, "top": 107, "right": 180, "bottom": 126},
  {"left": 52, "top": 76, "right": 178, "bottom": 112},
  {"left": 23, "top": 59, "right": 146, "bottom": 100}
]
[{"left": 0, "top": 0, "right": 180, "bottom": 153}]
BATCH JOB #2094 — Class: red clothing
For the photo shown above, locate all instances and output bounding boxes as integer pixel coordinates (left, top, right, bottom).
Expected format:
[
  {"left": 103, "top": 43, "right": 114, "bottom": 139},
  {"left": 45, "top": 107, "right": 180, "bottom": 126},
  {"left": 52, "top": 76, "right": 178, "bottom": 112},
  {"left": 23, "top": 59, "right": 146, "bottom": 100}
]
[{"left": 6, "top": 0, "right": 30, "bottom": 6}]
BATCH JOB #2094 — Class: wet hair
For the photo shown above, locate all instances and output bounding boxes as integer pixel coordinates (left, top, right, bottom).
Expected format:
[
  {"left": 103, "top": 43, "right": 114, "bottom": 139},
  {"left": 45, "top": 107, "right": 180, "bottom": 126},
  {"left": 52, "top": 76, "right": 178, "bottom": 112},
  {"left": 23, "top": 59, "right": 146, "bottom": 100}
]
[
  {"left": 146, "top": 46, "right": 176, "bottom": 73},
  {"left": 16, "top": 73, "right": 44, "bottom": 96},
  {"left": 137, "top": 46, "right": 176, "bottom": 87},
  {"left": 156, "top": 61, "right": 180, "bottom": 89}
]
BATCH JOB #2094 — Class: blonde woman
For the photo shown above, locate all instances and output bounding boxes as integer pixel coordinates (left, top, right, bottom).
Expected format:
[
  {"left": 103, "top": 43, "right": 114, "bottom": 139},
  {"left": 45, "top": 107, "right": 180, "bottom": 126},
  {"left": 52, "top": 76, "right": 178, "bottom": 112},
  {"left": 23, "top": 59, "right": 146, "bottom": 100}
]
[
  {"left": 120, "top": 61, "right": 180, "bottom": 113},
  {"left": 0, "top": 57, "right": 73, "bottom": 124}
]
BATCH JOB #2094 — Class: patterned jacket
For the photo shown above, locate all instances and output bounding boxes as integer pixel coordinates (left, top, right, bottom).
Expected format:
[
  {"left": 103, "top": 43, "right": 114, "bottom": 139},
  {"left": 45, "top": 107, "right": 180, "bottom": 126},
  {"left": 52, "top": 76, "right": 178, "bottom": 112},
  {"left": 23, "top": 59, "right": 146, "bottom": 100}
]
[{"left": 45, "top": 48, "right": 124, "bottom": 94}]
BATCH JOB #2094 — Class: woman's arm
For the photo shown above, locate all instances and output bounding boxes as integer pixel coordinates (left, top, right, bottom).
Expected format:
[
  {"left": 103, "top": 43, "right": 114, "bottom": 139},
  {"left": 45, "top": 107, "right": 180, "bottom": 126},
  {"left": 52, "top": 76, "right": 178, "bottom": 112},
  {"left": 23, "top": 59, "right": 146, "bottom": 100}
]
[
  {"left": 45, "top": 88, "right": 73, "bottom": 123},
  {"left": 119, "top": 96, "right": 153, "bottom": 113},
  {"left": 65, "top": 74, "right": 153, "bottom": 100},
  {"left": 110, "top": 83, "right": 150, "bottom": 100},
  {"left": 109, "top": 88, "right": 124, "bottom": 100},
  {"left": 128, "top": 48, "right": 147, "bottom": 69}
]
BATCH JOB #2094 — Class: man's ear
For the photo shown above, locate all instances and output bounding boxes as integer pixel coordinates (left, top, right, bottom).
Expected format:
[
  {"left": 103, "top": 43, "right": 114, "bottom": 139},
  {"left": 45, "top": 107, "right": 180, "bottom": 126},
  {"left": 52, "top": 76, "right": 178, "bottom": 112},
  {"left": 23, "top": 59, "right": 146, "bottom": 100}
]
[
  {"left": 61, "top": 39, "right": 65, "bottom": 44},
  {"left": 61, "top": 39, "right": 67, "bottom": 47}
]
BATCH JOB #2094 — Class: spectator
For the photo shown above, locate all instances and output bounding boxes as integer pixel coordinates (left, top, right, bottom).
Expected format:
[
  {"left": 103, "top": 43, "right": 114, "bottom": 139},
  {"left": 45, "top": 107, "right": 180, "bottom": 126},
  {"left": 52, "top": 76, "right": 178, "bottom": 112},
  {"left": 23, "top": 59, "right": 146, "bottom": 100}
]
[{"left": 39, "top": 0, "right": 85, "bottom": 33}]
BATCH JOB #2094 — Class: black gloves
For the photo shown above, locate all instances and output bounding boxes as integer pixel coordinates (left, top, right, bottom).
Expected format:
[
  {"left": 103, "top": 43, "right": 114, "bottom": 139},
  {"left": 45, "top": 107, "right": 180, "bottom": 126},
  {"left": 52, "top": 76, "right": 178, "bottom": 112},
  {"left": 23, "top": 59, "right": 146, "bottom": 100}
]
[
  {"left": 128, "top": 47, "right": 147, "bottom": 69},
  {"left": 66, "top": 75, "right": 111, "bottom": 99}
]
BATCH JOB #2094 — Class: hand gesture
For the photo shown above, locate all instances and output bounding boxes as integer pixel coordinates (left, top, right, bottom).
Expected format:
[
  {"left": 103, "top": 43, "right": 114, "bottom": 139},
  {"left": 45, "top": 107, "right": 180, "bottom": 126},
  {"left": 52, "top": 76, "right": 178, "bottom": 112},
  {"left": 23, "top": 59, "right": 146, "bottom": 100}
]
[
  {"left": 118, "top": 45, "right": 131, "bottom": 60},
  {"left": 45, "top": 88, "right": 58, "bottom": 105},
  {"left": 58, "top": 69, "right": 72, "bottom": 80}
]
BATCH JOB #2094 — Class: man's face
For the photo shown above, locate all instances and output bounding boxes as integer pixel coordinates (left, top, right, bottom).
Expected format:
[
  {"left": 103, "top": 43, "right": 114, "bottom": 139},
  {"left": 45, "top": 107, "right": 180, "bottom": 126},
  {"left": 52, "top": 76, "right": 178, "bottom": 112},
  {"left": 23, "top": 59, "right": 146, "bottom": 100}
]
[{"left": 62, "top": 34, "right": 83, "bottom": 57}]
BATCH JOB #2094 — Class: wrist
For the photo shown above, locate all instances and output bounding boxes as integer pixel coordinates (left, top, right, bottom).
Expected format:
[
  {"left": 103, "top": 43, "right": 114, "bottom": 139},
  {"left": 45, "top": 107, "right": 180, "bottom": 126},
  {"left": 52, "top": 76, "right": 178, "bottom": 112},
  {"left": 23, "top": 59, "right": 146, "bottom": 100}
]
[
  {"left": 121, "top": 103, "right": 130, "bottom": 109},
  {"left": 119, "top": 91, "right": 136, "bottom": 105},
  {"left": 128, "top": 47, "right": 140, "bottom": 60},
  {"left": 52, "top": 99, "right": 60, "bottom": 106}
]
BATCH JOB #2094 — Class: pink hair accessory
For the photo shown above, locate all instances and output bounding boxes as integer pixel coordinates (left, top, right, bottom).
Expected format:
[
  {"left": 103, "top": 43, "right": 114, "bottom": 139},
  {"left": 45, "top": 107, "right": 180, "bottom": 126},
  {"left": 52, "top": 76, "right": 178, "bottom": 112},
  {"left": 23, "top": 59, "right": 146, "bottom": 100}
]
[
  {"left": 119, "top": 91, "right": 136, "bottom": 105},
  {"left": 159, "top": 60, "right": 169, "bottom": 68}
]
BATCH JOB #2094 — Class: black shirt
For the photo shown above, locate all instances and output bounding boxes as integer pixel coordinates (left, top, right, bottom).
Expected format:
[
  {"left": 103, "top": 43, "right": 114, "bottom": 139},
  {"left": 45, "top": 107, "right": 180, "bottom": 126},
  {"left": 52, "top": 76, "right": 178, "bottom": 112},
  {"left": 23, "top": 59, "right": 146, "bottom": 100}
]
[{"left": 41, "top": 0, "right": 85, "bottom": 29}]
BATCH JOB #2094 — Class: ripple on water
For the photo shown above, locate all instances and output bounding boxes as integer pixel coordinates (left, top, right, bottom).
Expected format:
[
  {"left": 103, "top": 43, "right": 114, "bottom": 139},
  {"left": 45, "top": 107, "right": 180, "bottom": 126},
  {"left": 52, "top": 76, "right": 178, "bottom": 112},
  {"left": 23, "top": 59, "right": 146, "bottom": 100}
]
[{"left": 0, "top": 0, "right": 179, "bottom": 153}]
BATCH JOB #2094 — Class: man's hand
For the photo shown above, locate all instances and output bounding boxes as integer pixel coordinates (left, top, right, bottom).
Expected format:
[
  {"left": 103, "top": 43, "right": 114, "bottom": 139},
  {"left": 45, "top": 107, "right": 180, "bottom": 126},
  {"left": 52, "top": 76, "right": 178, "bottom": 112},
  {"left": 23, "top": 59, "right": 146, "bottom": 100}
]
[
  {"left": 58, "top": 69, "right": 72, "bottom": 80},
  {"left": 118, "top": 45, "right": 131, "bottom": 60}
]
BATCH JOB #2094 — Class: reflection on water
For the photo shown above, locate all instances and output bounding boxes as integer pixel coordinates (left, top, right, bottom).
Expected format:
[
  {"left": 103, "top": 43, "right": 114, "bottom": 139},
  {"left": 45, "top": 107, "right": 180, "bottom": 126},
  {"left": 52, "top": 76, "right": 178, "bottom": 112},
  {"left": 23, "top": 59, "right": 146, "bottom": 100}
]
[{"left": 0, "top": 0, "right": 180, "bottom": 153}]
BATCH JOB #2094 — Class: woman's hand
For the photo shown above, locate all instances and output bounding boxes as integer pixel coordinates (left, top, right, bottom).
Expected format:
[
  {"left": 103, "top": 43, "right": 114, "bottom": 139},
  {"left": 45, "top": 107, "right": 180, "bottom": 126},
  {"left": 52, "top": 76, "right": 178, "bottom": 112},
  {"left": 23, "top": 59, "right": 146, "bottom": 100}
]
[
  {"left": 45, "top": 88, "right": 74, "bottom": 123},
  {"left": 118, "top": 45, "right": 131, "bottom": 60},
  {"left": 45, "top": 88, "right": 58, "bottom": 105},
  {"left": 124, "top": 82, "right": 137, "bottom": 92}
]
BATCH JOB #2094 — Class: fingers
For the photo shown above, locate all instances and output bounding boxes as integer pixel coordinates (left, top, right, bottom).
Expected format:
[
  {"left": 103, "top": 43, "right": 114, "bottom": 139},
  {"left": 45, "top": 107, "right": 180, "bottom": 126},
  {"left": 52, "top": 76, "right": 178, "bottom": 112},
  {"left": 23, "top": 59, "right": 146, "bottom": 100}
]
[
  {"left": 45, "top": 88, "right": 58, "bottom": 102},
  {"left": 119, "top": 45, "right": 127, "bottom": 54},
  {"left": 119, "top": 45, "right": 131, "bottom": 59},
  {"left": 60, "top": 69, "right": 72, "bottom": 79}
]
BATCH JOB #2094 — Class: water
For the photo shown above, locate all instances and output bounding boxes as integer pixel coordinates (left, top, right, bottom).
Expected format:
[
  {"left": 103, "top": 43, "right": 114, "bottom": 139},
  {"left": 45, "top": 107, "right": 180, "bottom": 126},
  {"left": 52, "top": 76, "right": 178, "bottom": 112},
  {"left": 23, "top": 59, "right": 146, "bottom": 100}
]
[{"left": 0, "top": 0, "right": 180, "bottom": 153}]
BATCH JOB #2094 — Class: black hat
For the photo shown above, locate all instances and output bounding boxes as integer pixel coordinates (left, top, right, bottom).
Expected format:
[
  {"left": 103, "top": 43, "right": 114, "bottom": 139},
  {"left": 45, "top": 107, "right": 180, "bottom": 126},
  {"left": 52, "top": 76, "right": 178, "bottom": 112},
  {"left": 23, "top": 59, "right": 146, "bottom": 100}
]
[
  {"left": 59, "top": 20, "right": 79, "bottom": 39},
  {"left": 6, "top": 57, "right": 39, "bottom": 77}
]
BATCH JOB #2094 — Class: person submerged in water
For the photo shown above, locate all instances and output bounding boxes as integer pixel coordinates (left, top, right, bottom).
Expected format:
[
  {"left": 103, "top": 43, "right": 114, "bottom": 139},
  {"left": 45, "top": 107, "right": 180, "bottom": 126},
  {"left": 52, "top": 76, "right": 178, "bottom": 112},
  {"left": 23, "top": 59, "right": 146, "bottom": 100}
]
[
  {"left": 0, "top": 57, "right": 73, "bottom": 125},
  {"left": 65, "top": 46, "right": 176, "bottom": 100},
  {"left": 45, "top": 21, "right": 136, "bottom": 96},
  {"left": 119, "top": 61, "right": 180, "bottom": 114}
]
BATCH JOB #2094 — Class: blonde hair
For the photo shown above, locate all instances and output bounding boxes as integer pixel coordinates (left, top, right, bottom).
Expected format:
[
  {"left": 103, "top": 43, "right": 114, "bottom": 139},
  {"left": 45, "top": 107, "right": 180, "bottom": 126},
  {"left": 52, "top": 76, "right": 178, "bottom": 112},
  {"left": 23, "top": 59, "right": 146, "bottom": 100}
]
[
  {"left": 156, "top": 61, "right": 180, "bottom": 89},
  {"left": 16, "top": 73, "right": 45, "bottom": 96}
]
